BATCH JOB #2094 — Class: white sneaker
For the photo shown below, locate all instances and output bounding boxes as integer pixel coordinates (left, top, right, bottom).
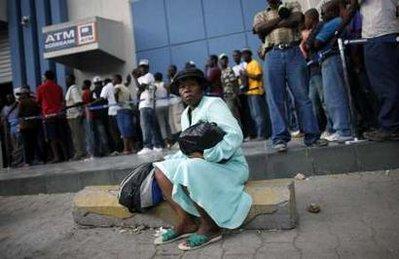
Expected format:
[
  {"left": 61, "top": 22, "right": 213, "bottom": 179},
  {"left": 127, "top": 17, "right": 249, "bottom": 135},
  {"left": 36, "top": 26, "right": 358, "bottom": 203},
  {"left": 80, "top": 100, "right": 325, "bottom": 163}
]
[
  {"left": 153, "top": 147, "right": 163, "bottom": 152},
  {"left": 321, "top": 131, "right": 332, "bottom": 139},
  {"left": 137, "top": 148, "right": 153, "bottom": 155},
  {"left": 324, "top": 133, "right": 353, "bottom": 143}
]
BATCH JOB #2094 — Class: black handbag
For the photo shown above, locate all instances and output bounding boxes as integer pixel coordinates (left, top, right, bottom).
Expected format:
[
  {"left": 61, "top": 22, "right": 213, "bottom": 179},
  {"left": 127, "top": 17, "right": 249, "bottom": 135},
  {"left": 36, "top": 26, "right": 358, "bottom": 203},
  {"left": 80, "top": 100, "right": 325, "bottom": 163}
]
[{"left": 178, "top": 121, "right": 226, "bottom": 156}]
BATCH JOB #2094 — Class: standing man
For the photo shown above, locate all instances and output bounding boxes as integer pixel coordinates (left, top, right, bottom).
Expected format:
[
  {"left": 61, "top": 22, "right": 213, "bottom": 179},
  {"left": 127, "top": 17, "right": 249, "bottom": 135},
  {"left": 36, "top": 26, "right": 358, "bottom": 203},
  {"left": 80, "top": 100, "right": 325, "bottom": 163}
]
[
  {"left": 100, "top": 77, "right": 123, "bottom": 154},
  {"left": 342, "top": 0, "right": 399, "bottom": 141},
  {"left": 232, "top": 50, "right": 254, "bottom": 140},
  {"left": 253, "top": 0, "right": 327, "bottom": 151},
  {"left": 205, "top": 55, "right": 223, "bottom": 97},
  {"left": 37, "top": 70, "right": 69, "bottom": 162},
  {"left": 1, "top": 93, "right": 23, "bottom": 167},
  {"left": 135, "top": 59, "right": 163, "bottom": 155},
  {"left": 219, "top": 53, "right": 241, "bottom": 122},
  {"left": 65, "top": 75, "right": 86, "bottom": 160},
  {"left": 241, "top": 49, "right": 267, "bottom": 141}
]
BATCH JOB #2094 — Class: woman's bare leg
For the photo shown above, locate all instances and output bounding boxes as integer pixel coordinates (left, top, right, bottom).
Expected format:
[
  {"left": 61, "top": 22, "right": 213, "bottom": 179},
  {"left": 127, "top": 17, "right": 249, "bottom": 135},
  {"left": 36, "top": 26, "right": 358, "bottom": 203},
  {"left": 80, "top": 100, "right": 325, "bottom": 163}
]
[
  {"left": 154, "top": 168, "right": 198, "bottom": 234},
  {"left": 193, "top": 202, "right": 221, "bottom": 236}
]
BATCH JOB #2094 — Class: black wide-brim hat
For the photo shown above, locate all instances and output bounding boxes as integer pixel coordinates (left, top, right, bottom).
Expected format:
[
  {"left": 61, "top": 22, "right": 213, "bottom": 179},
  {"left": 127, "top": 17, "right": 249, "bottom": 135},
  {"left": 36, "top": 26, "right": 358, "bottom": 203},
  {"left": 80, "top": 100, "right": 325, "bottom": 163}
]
[{"left": 170, "top": 68, "right": 208, "bottom": 92}]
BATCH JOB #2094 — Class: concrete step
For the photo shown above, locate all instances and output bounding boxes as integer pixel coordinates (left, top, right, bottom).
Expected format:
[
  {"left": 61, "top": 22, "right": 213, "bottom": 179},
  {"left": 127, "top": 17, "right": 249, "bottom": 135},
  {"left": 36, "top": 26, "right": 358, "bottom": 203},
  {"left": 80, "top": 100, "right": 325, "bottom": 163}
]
[
  {"left": 1, "top": 140, "right": 399, "bottom": 196},
  {"left": 73, "top": 179, "right": 297, "bottom": 230}
]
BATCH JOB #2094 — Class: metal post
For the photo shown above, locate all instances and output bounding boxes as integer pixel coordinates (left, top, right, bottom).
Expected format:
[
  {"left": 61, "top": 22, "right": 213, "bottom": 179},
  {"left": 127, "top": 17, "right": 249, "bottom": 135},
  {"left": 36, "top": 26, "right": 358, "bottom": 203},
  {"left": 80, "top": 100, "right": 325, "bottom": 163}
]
[{"left": 337, "top": 38, "right": 365, "bottom": 144}]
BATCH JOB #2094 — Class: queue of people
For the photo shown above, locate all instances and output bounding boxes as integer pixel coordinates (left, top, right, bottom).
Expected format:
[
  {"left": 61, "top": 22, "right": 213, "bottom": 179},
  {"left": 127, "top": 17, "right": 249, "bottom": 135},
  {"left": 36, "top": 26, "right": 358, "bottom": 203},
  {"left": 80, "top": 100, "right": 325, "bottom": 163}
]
[{"left": 1, "top": 0, "right": 398, "bottom": 168}]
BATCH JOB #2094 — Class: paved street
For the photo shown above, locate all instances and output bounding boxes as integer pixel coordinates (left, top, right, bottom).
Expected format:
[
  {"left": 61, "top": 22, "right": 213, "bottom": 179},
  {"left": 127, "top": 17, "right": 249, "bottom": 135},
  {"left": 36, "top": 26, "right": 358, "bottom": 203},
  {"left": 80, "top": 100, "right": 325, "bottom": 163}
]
[{"left": 1, "top": 169, "right": 399, "bottom": 259}]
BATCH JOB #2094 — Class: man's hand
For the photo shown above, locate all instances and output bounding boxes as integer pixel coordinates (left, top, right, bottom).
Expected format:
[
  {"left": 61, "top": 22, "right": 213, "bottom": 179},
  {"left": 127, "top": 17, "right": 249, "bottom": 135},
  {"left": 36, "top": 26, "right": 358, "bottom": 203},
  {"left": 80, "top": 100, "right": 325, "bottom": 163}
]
[{"left": 189, "top": 152, "right": 203, "bottom": 159}]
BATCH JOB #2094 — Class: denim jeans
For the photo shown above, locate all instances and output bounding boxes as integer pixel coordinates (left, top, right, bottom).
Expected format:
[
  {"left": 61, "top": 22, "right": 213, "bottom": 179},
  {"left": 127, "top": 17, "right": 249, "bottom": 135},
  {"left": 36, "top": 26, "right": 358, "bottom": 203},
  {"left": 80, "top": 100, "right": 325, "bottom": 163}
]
[
  {"left": 285, "top": 88, "right": 300, "bottom": 132},
  {"left": 309, "top": 73, "right": 332, "bottom": 132},
  {"left": 140, "top": 107, "right": 163, "bottom": 149},
  {"left": 321, "top": 54, "right": 351, "bottom": 136},
  {"left": 364, "top": 33, "right": 399, "bottom": 132},
  {"left": 265, "top": 46, "right": 320, "bottom": 145},
  {"left": 247, "top": 95, "right": 267, "bottom": 139},
  {"left": 83, "top": 118, "right": 95, "bottom": 156},
  {"left": 92, "top": 119, "right": 109, "bottom": 156}
]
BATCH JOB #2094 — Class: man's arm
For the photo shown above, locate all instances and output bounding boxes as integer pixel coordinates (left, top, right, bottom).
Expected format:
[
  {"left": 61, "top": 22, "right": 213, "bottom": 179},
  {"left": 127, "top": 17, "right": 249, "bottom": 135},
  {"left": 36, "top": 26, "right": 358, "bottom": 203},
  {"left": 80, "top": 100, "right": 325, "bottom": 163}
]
[
  {"left": 278, "top": 11, "right": 304, "bottom": 29},
  {"left": 254, "top": 17, "right": 281, "bottom": 37}
]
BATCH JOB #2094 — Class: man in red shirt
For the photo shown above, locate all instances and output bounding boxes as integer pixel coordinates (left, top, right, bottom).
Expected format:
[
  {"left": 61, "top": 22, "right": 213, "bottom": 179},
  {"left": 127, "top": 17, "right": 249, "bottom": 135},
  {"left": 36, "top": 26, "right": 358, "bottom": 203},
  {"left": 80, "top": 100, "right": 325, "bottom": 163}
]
[{"left": 37, "top": 70, "right": 69, "bottom": 163}]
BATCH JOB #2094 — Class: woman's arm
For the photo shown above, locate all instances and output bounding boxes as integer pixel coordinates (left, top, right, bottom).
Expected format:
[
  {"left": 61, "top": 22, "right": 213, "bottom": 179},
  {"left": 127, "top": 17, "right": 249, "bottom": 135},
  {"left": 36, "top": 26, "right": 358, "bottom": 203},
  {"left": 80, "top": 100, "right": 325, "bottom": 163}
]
[{"left": 203, "top": 98, "right": 243, "bottom": 163}]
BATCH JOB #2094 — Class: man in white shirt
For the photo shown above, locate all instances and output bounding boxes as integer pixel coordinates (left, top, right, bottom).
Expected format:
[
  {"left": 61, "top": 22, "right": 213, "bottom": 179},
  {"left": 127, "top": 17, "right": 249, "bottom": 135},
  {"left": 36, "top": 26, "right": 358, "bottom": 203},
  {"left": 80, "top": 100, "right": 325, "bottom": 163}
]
[
  {"left": 344, "top": 0, "right": 399, "bottom": 141},
  {"left": 134, "top": 59, "right": 163, "bottom": 155},
  {"left": 65, "top": 75, "right": 86, "bottom": 160},
  {"left": 100, "top": 78, "right": 123, "bottom": 153}
]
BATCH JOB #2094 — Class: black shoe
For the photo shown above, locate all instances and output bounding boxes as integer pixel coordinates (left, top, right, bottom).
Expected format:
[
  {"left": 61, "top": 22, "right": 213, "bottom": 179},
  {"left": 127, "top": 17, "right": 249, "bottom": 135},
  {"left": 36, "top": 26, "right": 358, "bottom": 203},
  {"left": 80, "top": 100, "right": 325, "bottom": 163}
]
[
  {"left": 363, "top": 130, "right": 399, "bottom": 142},
  {"left": 307, "top": 139, "right": 329, "bottom": 148}
]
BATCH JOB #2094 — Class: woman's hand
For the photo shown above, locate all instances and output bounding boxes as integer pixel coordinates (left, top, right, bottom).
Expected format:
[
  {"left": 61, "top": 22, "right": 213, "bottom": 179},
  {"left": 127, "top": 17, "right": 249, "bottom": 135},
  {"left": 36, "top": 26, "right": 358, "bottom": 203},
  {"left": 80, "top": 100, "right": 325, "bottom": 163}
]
[{"left": 189, "top": 152, "right": 204, "bottom": 159}]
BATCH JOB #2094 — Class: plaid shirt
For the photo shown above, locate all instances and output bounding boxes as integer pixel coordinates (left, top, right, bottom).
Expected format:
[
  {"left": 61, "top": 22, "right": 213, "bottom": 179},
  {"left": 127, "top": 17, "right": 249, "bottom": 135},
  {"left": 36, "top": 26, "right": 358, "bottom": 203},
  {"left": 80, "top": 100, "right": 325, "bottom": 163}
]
[
  {"left": 221, "top": 67, "right": 239, "bottom": 95},
  {"left": 253, "top": 1, "right": 302, "bottom": 49}
]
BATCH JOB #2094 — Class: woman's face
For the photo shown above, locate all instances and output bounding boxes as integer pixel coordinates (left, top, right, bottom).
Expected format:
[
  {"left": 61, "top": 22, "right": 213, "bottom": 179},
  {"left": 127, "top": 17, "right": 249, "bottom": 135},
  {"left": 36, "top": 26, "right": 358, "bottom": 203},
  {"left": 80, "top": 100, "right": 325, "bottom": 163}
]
[{"left": 178, "top": 79, "right": 203, "bottom": 107}]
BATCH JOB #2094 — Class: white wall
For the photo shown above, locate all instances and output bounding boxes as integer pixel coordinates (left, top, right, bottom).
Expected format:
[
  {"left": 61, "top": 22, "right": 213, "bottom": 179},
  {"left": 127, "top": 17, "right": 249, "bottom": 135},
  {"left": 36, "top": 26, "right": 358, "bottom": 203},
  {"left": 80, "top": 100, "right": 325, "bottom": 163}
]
[
  {"left": 67, "top": 0, "right": 136, "bottom": 84},
  {"left": 0, "top": 0, "right": 7, "bottom": 22}
]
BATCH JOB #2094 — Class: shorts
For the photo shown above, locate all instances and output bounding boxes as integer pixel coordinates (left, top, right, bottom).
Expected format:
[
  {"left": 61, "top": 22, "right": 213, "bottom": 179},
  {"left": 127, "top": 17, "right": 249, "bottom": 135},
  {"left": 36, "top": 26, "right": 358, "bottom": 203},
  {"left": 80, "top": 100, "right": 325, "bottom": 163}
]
[{"left": 116, "top": 109, "right": 135, "bottom": 138}]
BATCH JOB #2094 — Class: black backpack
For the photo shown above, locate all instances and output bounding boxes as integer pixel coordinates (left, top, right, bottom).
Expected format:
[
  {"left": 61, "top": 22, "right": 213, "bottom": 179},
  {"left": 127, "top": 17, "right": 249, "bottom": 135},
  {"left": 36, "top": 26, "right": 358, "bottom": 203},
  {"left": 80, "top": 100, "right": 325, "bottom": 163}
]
[{"left": 118, "top": 162, "right": 163, "bottom": 213}]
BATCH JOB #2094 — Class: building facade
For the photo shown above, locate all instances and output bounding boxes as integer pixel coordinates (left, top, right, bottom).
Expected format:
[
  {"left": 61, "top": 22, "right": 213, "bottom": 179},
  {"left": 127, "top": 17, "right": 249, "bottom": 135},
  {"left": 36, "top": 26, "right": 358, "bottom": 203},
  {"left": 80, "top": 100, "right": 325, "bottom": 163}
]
[{"left": 1, "top": 0, "right": 317, "bottom": 92}]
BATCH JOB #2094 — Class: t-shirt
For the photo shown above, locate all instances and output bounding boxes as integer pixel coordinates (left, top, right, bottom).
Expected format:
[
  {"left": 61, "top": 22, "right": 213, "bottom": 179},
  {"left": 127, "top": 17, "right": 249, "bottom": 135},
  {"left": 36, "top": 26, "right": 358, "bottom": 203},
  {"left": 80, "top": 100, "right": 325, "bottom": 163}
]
[
  {"left": 316, "top": 17, "right": 343, "bottom": 43},
  {"left": 361, "top": 0, "right": 399, "bottom": 39},
  {"left": 36, "top": 80, "right": 64, "bottom": 116},
  {"left": 1, "top": 104, "right": 19, "bottom": 134},
  {"left": 246, "top": 59, "right": 264, "bottom": 96},
  {"left": 82, "top": 89, "right": 95, "bottom": 120},
  {"left": 114, "top": 84, "right": 132, "bottom": 110},
  {"left": 232, "top": 62, "right": 247, "bottom": 77},
  {"left": 100, "top": 82, "right": 120, "bottom": 116},
  {"left": 138, "top": 73, "right": 156, "bottom": 110},
  {"left": 154, "top": 81, "right": 169, "bottom": 108},
  {"left": 65, "top": 84, "right": 83, "bottom": 119}
]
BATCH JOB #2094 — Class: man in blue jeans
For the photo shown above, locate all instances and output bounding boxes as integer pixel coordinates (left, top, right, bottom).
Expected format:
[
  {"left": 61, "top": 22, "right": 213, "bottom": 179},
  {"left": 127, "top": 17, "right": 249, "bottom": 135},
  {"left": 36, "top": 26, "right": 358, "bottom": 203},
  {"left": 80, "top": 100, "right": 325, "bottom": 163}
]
[
  {"left": 253, "top": 0, "right": 327, "bottom": 151},
  {"left": 134, "top": 59, "right": 164, "bottom": 155}
]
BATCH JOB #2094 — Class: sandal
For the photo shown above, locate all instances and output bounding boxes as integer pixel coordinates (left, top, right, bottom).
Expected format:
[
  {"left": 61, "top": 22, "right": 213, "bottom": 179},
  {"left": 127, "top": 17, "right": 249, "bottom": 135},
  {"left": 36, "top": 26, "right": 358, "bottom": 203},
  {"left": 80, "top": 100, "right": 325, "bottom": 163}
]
[
  {"left": 178, "top": 233, "right": 222, "bottom": 251},
  {"left": 154, "top": 229, "right": 194, "bottom": 245}
]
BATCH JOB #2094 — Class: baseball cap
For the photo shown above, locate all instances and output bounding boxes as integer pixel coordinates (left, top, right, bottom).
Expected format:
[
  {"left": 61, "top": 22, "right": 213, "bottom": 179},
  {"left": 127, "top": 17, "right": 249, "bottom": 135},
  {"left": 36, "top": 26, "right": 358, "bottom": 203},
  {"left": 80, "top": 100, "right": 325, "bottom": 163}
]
[
  {"left": 139, "top": 59, "right": 149, "bottom": 66},
  {"left": 219, "top": 53, "right": 228, "bottom": 59},
  {"left": 93, "top": 76, "right": 102, "bottom": 83}
]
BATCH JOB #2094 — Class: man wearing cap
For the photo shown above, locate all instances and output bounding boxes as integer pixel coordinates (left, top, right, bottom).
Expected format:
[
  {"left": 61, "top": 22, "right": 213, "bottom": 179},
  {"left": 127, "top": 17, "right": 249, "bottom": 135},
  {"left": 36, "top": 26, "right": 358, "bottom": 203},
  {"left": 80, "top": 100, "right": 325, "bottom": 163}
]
[
  {"left": 241, "top": 48, "right": 267, "bottom": 141},
  {"left": 219, "top": 53, "right": 241, "bottom": 122},
  {"left": 134, "top": 59, "right": 163, "bottom": 155},
  {"left": 253, "top": 0, "right": 327, "bottom": 151}
]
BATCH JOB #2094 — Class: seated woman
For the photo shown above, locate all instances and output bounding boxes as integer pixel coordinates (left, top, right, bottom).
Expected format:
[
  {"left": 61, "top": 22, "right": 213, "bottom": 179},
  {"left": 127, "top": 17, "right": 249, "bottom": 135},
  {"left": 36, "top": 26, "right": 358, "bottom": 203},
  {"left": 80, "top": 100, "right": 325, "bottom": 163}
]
[{"left": 153, "top": 68, "right": 252, "bottom": 250}]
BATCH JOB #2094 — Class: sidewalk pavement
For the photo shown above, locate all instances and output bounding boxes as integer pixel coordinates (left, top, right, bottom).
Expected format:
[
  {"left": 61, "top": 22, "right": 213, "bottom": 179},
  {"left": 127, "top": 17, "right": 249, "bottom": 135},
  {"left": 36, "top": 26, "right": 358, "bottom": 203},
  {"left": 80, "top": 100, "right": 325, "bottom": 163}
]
[{"left": 1, "top": 169, "right": 398, "bottom": 258}]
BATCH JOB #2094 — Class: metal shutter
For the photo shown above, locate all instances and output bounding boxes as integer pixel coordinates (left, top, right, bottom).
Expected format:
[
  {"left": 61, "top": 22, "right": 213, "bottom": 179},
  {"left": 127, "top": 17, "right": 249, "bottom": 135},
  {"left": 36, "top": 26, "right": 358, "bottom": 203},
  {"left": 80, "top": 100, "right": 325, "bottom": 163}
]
[{"left": 0, "top": 29, "right": 12, "bottom": 84}]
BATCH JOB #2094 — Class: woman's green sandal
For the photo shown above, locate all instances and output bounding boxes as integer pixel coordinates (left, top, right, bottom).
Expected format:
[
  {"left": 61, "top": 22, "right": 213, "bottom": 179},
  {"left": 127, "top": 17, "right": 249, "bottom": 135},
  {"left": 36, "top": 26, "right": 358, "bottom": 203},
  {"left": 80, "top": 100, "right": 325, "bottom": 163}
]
[
  {"left": 154, "top": 229, "right": 194, "bottom": 245},
  {"left": 178, "top": 233, "right": 222, "bottom": 251}
]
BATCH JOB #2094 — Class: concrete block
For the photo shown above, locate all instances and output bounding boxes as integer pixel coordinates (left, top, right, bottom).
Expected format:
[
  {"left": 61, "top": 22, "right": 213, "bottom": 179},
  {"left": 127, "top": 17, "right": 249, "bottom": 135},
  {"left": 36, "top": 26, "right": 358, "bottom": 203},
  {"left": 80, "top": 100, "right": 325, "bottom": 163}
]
[{"left": 73, "top": 179, "right": 297, "bottom": 230}]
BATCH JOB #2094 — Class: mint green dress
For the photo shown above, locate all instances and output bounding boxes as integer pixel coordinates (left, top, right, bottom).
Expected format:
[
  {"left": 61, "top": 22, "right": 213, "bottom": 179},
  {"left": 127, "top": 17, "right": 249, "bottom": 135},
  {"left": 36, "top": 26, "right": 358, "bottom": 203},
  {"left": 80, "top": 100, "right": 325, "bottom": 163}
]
[{"left": 153, "top": 96, "right": 252, "bottom": 229}]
